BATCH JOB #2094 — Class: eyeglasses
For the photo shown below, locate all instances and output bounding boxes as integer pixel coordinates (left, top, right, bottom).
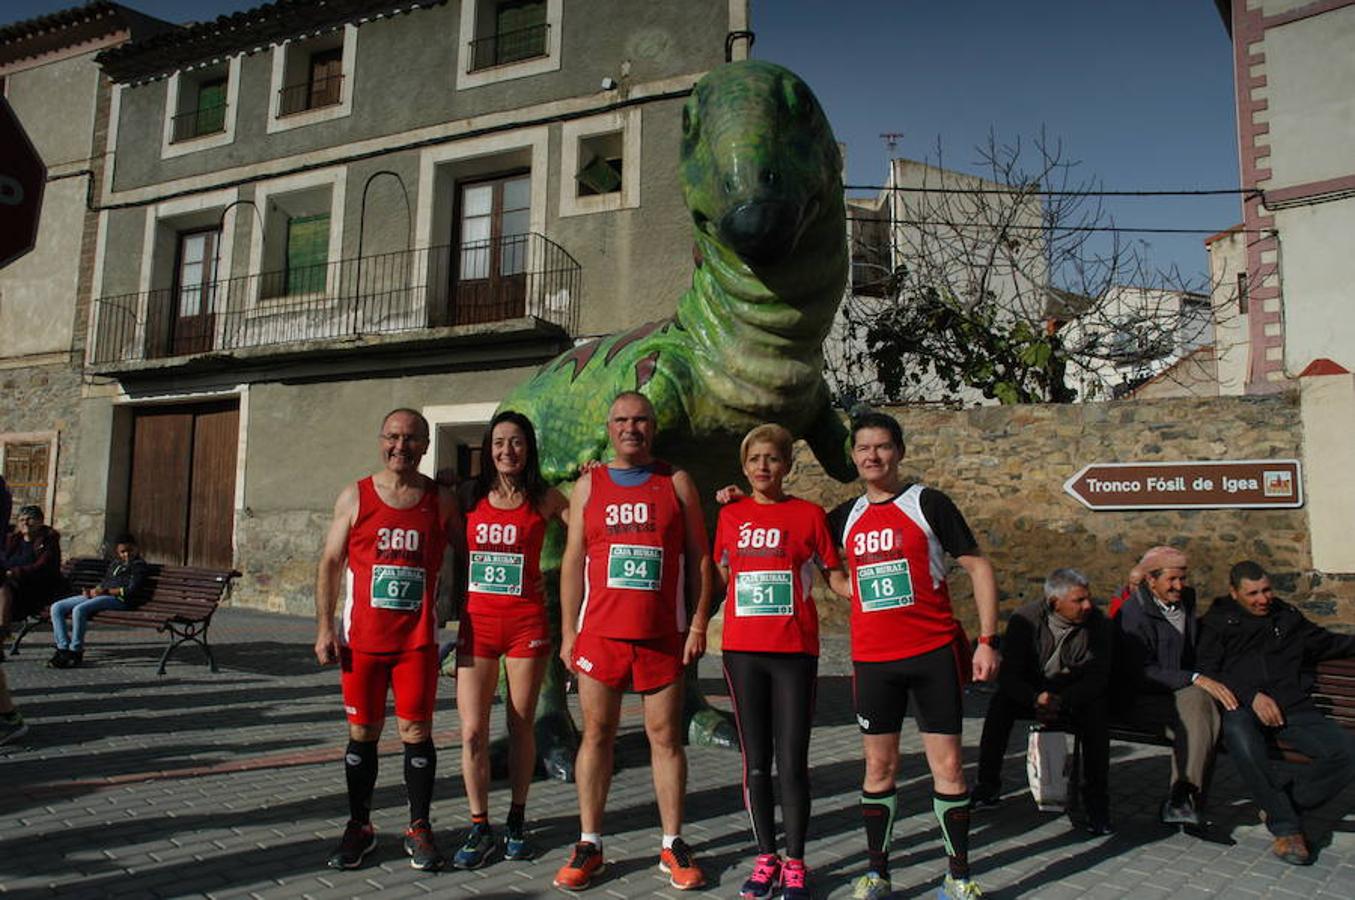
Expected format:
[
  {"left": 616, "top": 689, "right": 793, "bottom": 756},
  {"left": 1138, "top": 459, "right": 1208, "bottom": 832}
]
[{"left": 380, "top": 433, "right": 428, "bottom": 445}]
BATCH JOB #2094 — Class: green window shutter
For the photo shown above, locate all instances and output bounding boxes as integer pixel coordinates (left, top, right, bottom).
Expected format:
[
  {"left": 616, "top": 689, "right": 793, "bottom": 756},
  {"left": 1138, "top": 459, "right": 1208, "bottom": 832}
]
[
  {"left": 496, "top": 1, "right": 546, "bottom": 63},
  {"left": 197, "top": 79, "right": 226, "bottom": 135},
  {"left": 286, "top": 214, "right": 330, "bottom": 295}
]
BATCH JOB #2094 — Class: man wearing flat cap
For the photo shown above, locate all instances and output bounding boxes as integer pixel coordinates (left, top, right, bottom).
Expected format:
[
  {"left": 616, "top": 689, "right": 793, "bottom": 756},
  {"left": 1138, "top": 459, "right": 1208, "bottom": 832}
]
[{"left": 1114, "top": 546, "right": 1235, "bottom": 828}]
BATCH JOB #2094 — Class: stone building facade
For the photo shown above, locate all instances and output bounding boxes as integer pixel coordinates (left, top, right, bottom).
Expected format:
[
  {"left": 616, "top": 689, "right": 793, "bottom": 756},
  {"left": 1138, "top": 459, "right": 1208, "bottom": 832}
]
[
  {"left": 78, "top": 0, "right": 750, "bottom": 612},
  {"left": 0, "top": 3, "right": 173, "bottom": 540}
]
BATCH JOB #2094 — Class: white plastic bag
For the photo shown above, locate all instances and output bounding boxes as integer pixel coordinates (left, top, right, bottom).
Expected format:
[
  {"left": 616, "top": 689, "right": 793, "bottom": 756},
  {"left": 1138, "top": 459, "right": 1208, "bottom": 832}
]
[{"left": 1026, "top": 726, "right": 1071, "bottom": 811}]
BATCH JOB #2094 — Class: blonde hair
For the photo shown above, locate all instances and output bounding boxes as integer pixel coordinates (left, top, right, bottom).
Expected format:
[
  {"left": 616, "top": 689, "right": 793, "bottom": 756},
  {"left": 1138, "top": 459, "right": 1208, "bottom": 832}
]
[{"left": 739, "top": 423, "right": 794, "bottom": 466}]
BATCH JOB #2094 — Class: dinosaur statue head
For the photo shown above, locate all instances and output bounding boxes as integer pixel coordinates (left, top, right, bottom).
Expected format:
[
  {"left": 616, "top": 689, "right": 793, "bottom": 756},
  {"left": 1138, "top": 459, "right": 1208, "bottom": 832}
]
[{"left": 680, "top": 60, "right": 844, "bottom": 272}]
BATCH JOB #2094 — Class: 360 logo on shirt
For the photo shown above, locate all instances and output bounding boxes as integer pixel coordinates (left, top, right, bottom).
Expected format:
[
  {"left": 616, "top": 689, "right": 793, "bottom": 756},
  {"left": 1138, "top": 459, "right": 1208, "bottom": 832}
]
[
  {"left": 474, "top": 522, "right": 518, "bottom": 545},
  {"left": 852, "top": 528, "right": 896, "bottom": 557},
  {"left": 737, "top": 525, "right": 782, "bottom": 549},
  {"left": 604, "top": 502, "right": 650, "bottom": 526},
  {"left": 376, "top": 527, "right": 421, "bottom": 552}
]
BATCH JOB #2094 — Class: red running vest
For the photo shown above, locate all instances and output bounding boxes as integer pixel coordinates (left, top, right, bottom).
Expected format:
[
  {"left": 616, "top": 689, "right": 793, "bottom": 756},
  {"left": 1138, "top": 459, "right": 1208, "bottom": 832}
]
[
  {"left": 343, "top": 476, "right": 446, "bottom": 653},
  {"left": 579, "top": 464, "right": 686, "bottom": 639},
  {"left": 464, "top": 495, "right": 548, "bottom": 616},
  {"left": 713, "top": 496, "right": 840, "bottom": 656},
  {"left": 840, "top": 485, "right": 958, "bottom": 663}
]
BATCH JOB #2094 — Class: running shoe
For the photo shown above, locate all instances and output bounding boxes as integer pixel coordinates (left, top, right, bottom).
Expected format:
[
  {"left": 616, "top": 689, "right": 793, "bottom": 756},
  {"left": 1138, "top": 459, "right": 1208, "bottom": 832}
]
[
  {"left": 780, "top": 858, "right": 810, "bottom": 900},
  {"left": 658, "top": 837, "right": 706, "bottom": 890},
  {"left": 403, "top": 819, "right": 444, "bottom": 871},
  {"left": 503, "top": 824, "right": 533, "bottom": 860},
  {"left": 553, "top": 841, "right": 605, "bottom": 891},
  {"left": 968, "top": 786, "right": 1002, "bottom": 810},
  {"left": 938, "top": 873, "right": 985, "bottom": 899},
  {"left": 326, "top": 820, "right": 377, "bottom": 870},
  {"left": 852, "top": 870, "right": 892, "bottom": 900},
  {"left": 739, "top": 853, "right": 781, "bottom": 898},
  {"left": 0, "top": 710, "right": 27, "bottom": 747},
  {"left": 452, "top": 822, "right": 497, "bottom": 869}
]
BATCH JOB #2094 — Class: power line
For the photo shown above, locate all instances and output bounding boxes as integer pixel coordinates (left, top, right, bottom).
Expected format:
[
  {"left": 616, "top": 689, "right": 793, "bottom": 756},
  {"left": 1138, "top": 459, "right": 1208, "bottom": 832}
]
[
  {"left": 846, "top": 216, "right": 1275, "bottom": 236},
  {"left": 845, "top": 184, "right": 1259, "bottom": 198}
]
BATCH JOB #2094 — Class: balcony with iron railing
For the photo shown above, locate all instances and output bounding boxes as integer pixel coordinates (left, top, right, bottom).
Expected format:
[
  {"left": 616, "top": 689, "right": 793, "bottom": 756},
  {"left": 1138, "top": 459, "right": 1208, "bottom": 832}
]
[
  {"left": 171, "top": 103, "right": 228, "bottom": 143},
  {"left": 467, "top": 23, "right": 549, "bottom": 72},
  {"left": 277, "top": 72, "right": 344, "bottom": 117},
  {"left": 88, "top": 233, "right": 581, "bottom": 368}
]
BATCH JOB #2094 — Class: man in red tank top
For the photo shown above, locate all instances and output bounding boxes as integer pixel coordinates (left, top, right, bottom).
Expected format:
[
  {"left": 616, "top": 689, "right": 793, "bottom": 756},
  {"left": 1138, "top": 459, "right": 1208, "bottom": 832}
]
[
  {"left": 552, "top": 392, "right": 714, "bottom": 892},
  {"left": 827, "top": 412, "right": 1002, "bottom": 900},
  {"left": 314, "top": 409, "right": 460, "bottom": 873}
]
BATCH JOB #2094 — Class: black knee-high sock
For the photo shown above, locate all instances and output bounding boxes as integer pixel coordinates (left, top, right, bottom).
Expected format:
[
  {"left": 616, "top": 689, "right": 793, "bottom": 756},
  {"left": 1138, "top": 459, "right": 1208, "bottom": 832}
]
[
  {"left": 934, "top": 790, "right": 972, "bottom": 880},
  {"left": 404, "top": 739, "right": 437, "bottom": 825},
  {"left": 345, "top": 740, "right": 379, "bottom": 824},
  {"left": 507, "top": 802, "right": 526, "bottom": 833},
  {"left": 861, "top": 787, "right": 897, "bottom": 875}
]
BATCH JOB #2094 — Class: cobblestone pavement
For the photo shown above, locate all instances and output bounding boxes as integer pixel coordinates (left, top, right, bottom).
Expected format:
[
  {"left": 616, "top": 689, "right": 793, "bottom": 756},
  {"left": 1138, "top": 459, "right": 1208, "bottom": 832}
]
[{"left": 2, "top": 607, "right": 1353, "bottom": 899}]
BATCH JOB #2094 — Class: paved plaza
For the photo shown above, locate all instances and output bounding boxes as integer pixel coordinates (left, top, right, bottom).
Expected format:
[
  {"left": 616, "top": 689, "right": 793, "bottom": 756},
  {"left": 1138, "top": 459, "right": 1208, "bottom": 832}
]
[{"left": 2, "top": 607, "right": 1353, "bottom": 899}]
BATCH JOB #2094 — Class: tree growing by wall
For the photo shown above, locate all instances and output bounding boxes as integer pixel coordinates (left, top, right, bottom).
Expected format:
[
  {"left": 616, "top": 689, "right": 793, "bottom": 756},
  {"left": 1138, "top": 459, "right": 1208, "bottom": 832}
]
[{"left": 827, "top": 132, "right": 1228, "bottom": 407}]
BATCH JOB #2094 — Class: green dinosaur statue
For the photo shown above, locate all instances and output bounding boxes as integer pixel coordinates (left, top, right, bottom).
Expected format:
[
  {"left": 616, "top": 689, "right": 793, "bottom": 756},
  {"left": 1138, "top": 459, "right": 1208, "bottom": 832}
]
[{"left": 498, "top": 60, "right": 856, "bottom": 781}]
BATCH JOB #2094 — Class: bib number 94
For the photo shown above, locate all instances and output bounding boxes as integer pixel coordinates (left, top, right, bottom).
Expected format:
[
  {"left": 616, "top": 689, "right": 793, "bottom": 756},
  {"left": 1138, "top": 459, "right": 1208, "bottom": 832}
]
[{"left": 606, "top": 544, "right": 662, "bottom": 590}]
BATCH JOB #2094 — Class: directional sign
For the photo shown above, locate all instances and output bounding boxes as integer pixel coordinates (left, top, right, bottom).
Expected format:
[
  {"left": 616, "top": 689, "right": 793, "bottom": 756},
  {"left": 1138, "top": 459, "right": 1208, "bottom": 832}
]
[
  {"left": 1064, "top": 459, "right": 1303, "bottom": 511},
  {"left": 0, "top": 96, "right": 47, "bottom": 269}
]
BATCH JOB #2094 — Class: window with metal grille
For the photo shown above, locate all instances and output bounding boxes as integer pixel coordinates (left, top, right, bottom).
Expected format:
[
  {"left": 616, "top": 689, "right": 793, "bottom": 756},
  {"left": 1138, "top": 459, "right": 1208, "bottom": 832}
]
[{"left": 1, "top": 437, "right": 55, "bottom": 522}]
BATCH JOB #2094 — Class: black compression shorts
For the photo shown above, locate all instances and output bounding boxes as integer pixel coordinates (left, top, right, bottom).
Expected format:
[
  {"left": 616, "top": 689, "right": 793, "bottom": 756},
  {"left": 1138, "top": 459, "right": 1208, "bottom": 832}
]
[{"left": 852, "top": 642, "right": 963, "bottom": 735}]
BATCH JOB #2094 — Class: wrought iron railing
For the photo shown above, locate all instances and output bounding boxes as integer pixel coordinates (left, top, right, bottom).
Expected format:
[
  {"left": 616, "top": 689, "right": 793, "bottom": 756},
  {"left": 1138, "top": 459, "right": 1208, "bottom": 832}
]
[
  {"left": 277, "top": 72, "right": 344, "bottom": 117},
  {"left": 171, "top": 104, "right": 228, "bottom": 142},
  {"left": 467, "top": 23, "right": 549, "bottom": 72},
  {"left": 89, "top": 234, "right": 581, "bottom": 366}
]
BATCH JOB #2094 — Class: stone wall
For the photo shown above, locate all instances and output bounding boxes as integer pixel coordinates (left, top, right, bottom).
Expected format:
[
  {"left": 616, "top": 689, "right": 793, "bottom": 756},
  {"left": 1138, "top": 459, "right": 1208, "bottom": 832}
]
[
  {"left": 783, "top": 393, "right": 1355, "bottom": 635},
  {"left": 0, "top": 361, "right": 85, "bottom": 538}
]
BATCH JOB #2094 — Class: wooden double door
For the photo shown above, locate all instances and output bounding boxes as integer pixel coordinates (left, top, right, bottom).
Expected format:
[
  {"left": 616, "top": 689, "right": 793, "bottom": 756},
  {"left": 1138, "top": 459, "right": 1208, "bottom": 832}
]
[{"left": 127, "top": 401, "right": 239, "bottom": 569}]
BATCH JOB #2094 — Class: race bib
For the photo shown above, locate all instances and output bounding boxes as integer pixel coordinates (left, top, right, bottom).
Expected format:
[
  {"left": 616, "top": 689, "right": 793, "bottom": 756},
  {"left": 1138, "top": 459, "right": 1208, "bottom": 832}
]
[
  {"left": 734, "top": 570, "right": 794, "bottom": 617},
  {"left": 371, "top": 565, "right": 426, "bottom": 611},
  {"left": 607, "top": 544, "right": 662, "bottom": 590},
  {"left": 856, "top": 559, "right": 915, "bottom": 611},
  {"left": 468, "top": 551, "right": 524, "bottom": 596}
]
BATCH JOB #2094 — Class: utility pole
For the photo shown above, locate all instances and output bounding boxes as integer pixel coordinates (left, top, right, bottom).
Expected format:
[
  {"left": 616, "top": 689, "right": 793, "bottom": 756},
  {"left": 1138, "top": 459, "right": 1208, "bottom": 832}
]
[{"left": 879, "top": 133, "right": 904, "bottom": 275}]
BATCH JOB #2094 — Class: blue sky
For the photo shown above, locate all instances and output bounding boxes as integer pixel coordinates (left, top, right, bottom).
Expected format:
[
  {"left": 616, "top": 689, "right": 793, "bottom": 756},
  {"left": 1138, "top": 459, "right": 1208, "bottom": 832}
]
[{"left": 4, "top": 0, "right": 1240, "bottom": 281}]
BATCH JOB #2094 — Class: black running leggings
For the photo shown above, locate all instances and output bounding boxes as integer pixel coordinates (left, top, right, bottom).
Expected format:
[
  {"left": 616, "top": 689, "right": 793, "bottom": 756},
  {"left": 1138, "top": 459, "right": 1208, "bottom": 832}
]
[{"left": 722, "top": 650, "right": 818, "bottom": 859}]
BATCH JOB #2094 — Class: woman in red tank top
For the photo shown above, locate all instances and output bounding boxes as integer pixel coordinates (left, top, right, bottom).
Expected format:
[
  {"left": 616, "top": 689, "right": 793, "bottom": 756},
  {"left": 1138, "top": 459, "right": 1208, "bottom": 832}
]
[
  {"left": 451, "top": 411, "right": 568, "bottom": 867},
  {"left": 713, "top": 424, "right": 849, "bottom": 900}
]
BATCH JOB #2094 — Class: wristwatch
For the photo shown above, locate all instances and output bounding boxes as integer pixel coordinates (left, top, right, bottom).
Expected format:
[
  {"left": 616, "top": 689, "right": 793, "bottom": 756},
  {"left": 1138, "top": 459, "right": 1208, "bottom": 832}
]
[{"left": 977, "top": 634, "right": 1001, "bottom": 651}]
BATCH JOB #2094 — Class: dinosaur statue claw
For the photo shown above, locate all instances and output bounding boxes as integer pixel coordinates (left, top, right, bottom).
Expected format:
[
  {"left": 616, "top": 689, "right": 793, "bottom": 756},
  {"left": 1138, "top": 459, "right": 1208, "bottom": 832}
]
[
  {"left": 687, "top": 705, "right": 738, "bottom": 749},
  {"left": 535, "top": 708, "right": 579, "bottom": 783}
]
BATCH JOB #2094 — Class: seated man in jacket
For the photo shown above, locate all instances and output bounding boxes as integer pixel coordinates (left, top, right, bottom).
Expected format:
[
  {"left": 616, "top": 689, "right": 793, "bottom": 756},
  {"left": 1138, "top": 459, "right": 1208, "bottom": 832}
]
[
  {"left": 1115, "top": 546, "right": 1235, "bottom": 828},
  {"left": 1198, "top": 560, "right": 1355, "bottom": 865},
  {"left": 974, "top": 568, "right": 1114, "bottom": 833},
  {"left": 0, "top": 506, "right": 64, "bottom": 649},
  {"left": 47, "top": 534, "right": 150, "bottom": 669}
]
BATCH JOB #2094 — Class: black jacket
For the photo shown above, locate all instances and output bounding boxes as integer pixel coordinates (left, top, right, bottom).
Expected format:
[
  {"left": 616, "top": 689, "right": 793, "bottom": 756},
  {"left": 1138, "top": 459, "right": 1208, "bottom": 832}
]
[
  {"left": 999, "top": 598, "right": 1113, "bottom": 713},
  {"left": 1116, "top": 584, "right": 1200, "bottom": 695},
  {"left": 100, "top": 557, "right": 151, "bottom": 608},
  {"left": 1196, "top": 595, "right": 1355, "bottom": 712},
  {"left": 1, "top": 526, "right": 62, "bottom": 583}
]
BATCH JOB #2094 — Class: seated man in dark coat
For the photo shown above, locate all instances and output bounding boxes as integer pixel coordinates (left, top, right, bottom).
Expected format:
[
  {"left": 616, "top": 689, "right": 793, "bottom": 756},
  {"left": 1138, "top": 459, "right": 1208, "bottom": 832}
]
[
  {"left": 0, "top": 506, "right": 64, "bottom": 648},
  {"left": 974, "top": 568, "right": 1114, "bottom": 834},
  {"left": 1115, "top": 545, "right": 1234, "bottom": 828},
  {"left": 1197, "top": 560, "right": 1355, "bottom": 866}
]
